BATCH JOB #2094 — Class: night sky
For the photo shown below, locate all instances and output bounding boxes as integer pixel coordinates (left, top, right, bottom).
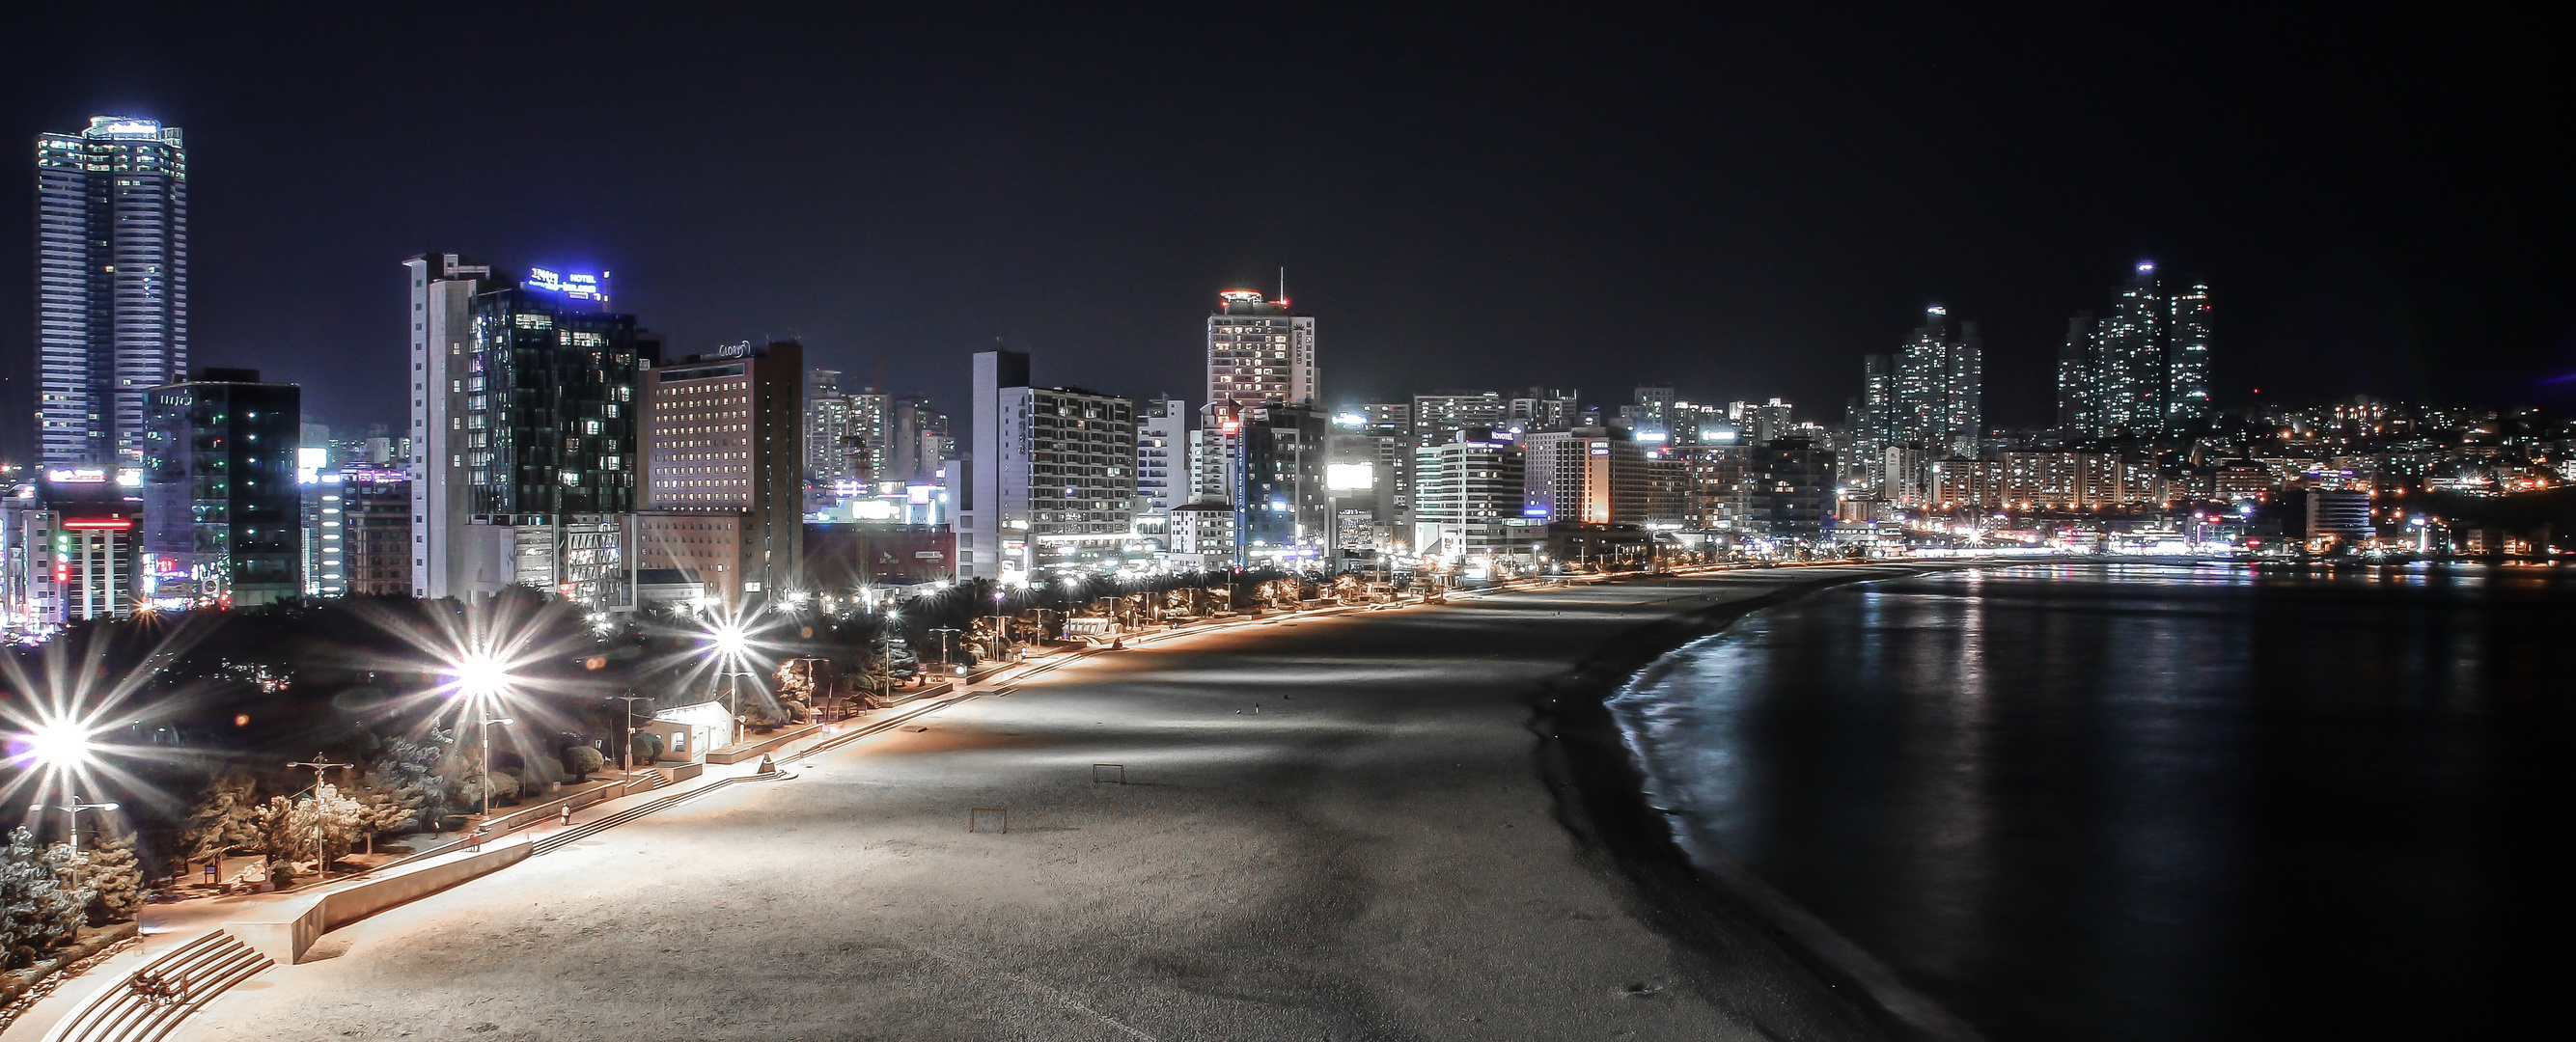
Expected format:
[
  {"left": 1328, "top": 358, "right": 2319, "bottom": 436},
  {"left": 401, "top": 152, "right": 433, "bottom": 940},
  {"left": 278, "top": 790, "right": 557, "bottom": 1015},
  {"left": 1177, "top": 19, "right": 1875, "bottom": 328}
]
[{"left": 3, "top": 8, "right": 2568, "bottom": 455}]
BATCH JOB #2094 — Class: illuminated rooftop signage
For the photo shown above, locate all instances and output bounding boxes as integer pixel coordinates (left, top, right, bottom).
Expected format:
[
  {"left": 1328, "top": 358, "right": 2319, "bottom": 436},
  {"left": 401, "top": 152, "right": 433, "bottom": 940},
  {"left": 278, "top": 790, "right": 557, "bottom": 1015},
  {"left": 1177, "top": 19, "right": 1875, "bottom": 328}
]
[
  {"left": 525, "top": 266, "right": 610, "bottom": 304},
  {"left": 45, "top": 467, "right": 108, "bottom": 484},
  {"left": 90, "top": 118, "right": 165, "bottom": 138}
]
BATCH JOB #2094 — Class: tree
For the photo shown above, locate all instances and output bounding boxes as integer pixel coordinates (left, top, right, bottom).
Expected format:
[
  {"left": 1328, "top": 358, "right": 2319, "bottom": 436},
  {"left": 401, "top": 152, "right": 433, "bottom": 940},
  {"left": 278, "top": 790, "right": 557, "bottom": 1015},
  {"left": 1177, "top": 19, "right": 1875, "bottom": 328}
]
[
  {"left": 779, "top": 699, "right": 812, "bottom": 725},
  {"left": 176, "top": 773, "right": 267, "bottom": 872},
  {"left": 630, "top": 730, "right": 666, "bottom": 766},
  {"left": 0, "top": 827, "right": 88, "bottom": 968},
  {"left": 562, "top": 744, "right": 605, "bottom": 782},
  {"left": 364, "top": 728, "right": 457, "bottom": 828},
  {"left": 79, "top": 831, "right": 143, "bottom": 924},
  {"left": 262, "top": 784, "right": 364, "bottom": 871}
]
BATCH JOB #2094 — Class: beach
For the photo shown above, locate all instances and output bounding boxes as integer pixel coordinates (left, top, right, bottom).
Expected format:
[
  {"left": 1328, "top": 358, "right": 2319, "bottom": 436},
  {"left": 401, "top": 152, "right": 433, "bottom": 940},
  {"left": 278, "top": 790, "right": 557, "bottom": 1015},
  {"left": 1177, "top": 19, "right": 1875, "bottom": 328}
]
[{"left": 159, "top": 568, "right": 1926, "bottom": 1041}]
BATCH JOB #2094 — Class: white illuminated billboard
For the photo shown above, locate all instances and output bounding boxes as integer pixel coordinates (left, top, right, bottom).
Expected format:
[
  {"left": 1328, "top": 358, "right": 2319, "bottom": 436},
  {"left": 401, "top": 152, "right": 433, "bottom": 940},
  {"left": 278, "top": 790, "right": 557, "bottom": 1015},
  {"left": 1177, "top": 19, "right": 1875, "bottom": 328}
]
[{"left": 1326, "top": 463, "right": 1375, "bottom": 490}]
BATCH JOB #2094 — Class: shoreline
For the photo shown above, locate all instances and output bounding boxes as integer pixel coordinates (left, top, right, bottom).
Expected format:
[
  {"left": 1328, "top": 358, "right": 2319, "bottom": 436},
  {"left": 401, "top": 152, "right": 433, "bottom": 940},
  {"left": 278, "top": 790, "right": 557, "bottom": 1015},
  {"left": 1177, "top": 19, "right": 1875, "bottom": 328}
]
[
  {"left": 157, "top": 569, "right": 1971, "bottom": 1041},
  {"left": 1533, "top": 563, "right": 1990, "bottom": 1042}
]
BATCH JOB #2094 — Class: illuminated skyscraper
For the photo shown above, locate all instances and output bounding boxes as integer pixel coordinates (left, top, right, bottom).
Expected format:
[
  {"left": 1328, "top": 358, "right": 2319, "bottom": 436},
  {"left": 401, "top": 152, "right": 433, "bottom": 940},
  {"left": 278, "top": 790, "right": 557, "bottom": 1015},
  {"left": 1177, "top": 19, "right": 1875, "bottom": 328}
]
[
  {"left": 2059, "top": 263, "right": 2214, "bottom": 439},
  {"left": 1893, "top": 305, "right": 1981, "bottom": 458},
  {"left": 1205, "top": 289, "right": 1316, "bottom": 422},
  {"left": 406, "top": 255, "right": 652, "bottom": 608},
  {"left": 34, "top": 116, "right": 189, "bottom": 469}
]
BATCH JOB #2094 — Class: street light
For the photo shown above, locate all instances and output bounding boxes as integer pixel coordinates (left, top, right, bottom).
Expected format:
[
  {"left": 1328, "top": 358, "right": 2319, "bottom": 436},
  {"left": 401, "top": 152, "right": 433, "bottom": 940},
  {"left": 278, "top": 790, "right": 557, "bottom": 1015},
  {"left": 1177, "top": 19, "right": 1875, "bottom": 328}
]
[
  {"left": 478, "top": 717, "right": 515, "bottom": 819},
  {"left": 704, "top": 620, "right": 757, "bottom": 747},
  {"left": 27, "top": 796, "right": 118, "bottom": 856},
  {"left": 285, "top": 755, "right": 354, "bottom": 881},
  {"left": 608, "top": 695, "right": 651, "bottom": 773}
]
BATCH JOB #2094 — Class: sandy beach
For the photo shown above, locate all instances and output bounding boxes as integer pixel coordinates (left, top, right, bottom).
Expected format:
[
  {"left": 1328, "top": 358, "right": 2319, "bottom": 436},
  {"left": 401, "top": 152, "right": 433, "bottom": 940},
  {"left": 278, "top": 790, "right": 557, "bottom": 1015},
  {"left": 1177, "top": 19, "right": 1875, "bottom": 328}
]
[{"left": 154, "top": 568, "right": 1926, "bottom": 1042}]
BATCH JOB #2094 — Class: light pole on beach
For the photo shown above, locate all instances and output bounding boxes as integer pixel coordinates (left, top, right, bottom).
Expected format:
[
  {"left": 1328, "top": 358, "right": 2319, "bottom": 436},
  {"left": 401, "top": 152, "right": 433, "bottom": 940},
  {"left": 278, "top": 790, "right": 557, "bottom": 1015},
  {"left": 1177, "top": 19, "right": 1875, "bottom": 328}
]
[
  {"left": 479, "top": 718, "right": 515, "bottom": 818},
  {"left": 608, "top": 695, "right": 651, "bottom": 772},
  {"left": 286, "top": 755, "right": 354, "bottom": 881}
]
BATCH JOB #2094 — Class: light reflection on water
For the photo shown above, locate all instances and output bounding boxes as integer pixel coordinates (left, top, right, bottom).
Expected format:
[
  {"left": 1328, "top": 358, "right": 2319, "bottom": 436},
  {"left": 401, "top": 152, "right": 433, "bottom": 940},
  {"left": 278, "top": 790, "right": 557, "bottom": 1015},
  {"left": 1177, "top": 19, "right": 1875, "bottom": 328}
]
[{"left": 1610, "top": 562, "right": 2573, "bottom": 1042}]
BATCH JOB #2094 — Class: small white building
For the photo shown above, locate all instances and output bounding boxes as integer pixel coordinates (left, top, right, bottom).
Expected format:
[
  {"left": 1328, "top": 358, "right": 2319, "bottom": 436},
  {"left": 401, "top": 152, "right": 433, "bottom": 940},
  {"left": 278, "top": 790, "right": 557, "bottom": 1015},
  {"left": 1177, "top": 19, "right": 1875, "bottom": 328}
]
[{"left": 642, "top": 701, "right": 734, "bottom": 762}]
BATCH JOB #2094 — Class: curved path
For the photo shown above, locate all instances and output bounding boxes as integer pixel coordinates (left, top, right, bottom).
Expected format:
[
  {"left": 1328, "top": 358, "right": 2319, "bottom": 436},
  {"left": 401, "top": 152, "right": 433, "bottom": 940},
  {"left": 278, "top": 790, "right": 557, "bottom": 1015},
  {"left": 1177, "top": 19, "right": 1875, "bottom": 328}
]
[{"left": 166, "top": 571, "right": 1916, "bottom": 1041}]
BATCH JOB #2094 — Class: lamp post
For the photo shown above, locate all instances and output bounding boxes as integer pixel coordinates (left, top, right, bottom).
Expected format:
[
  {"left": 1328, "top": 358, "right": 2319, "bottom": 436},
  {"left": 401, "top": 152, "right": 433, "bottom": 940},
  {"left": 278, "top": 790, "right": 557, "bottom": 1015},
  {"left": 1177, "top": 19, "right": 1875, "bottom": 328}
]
[
  {"left": 608, "top": 695, "right": 651, "bottom": 773},
  {"left": 479, "top": 717, "right": 515, "bottom": 819},
  {"left": 879, "top": 609, "right": 900, "bottom": 701},
  {"left": 928, "top": 627, "right": 959, "bottom": 674},
  {"left": 706, "top": 622, "right": 752, "bottom": 748},
  {"left": 991, "top": 590, "right": 1008, "bottom": 661},
  {"left": 285, "top": 755, "right": 354, "bottom": 881},
  {"left": 28, "top": 796, "right": 118, "bottom": 857}
]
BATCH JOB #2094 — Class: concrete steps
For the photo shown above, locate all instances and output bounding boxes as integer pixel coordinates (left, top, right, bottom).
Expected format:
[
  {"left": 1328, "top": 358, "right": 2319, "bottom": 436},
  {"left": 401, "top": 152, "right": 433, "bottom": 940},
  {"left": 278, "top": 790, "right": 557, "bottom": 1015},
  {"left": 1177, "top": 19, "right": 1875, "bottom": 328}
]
[{"left": 40, "top": 928, "right": 271, "bottom": 1042}]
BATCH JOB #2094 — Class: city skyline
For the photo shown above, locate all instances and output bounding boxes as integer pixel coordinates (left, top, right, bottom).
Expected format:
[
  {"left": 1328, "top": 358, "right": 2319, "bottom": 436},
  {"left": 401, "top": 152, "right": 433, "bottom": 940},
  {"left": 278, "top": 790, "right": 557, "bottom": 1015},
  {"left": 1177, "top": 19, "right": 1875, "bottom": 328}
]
[{"left": 3, "top": 10, "right": 2570, "bottom": 458}]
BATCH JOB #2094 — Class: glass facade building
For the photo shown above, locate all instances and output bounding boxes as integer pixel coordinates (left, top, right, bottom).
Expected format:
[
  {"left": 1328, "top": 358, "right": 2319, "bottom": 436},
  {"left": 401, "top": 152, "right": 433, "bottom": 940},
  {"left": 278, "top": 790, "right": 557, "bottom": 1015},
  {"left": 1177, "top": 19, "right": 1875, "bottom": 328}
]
[
  {"left": 141, "top": 370, "right": 302, "bottom": 607},
  {"left": 35, "top": 116, "right": 188, "bottom": 470}
]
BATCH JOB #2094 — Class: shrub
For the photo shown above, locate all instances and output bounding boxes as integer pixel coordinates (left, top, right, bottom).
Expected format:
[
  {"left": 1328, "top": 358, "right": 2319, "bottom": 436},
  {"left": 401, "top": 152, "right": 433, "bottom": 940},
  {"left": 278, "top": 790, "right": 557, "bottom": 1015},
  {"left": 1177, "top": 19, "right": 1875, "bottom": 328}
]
[
  {"left": 630, "top": 731, "right": 666, "bottom": 765},
  {"left": 562, "top": 745, "right": 605, "bottom": 782},
  {"left": 779, "top": 699, "right": 812, "bottom": 725}
]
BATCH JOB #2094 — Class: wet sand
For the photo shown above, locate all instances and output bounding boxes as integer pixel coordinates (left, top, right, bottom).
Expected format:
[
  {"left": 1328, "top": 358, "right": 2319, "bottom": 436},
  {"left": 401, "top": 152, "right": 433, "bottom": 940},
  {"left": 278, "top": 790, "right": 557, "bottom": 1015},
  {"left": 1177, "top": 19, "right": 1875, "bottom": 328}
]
[{"left": 168, "top": 569, "right": 1925, "bottom": 1041}]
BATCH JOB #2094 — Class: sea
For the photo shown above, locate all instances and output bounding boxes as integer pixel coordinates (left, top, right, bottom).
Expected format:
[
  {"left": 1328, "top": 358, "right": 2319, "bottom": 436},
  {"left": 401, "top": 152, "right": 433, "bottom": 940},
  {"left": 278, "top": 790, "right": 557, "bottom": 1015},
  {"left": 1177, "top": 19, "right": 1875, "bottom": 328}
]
[{"left": 1608, "top": 562, "right": 2573, "bottom": 1042}]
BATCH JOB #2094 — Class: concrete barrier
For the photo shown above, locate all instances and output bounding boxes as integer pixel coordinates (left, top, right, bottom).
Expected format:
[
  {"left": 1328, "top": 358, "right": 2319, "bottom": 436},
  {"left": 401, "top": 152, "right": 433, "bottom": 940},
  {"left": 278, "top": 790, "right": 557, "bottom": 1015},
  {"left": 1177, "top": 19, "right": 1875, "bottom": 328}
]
[
  {"left": 706, "top": 723, "right": 824, "bottom": 764},
  {"left": 226, "top": 843, "right": 532, "bottom": 965}
]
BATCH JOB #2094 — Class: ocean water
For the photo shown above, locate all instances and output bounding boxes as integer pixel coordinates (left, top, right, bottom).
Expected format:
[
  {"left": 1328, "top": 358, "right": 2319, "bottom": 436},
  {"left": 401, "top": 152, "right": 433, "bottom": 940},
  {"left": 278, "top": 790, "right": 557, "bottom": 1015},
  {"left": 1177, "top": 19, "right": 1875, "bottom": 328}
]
[{"left": 1609, "top": 563, "right": 2574, "bottom": 1041}]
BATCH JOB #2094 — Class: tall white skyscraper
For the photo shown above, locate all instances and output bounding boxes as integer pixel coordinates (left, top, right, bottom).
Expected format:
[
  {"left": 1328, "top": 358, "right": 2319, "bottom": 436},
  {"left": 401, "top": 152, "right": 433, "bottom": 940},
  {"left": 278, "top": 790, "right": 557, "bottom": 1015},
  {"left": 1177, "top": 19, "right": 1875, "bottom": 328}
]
[
  {"left": 35, "top": 116, "right": 189, "bottom": 469},
  {"left": 1136, "top": 397, "right": 1186, "bottom": 514}
]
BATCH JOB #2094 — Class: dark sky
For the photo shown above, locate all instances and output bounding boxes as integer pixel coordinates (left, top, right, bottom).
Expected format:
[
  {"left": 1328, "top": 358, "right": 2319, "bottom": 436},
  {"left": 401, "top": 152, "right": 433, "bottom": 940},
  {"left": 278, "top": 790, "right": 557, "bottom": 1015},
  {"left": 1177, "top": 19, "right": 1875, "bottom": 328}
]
[{"left": 3, "top": 6, "right": 2570, "bottom": 452}]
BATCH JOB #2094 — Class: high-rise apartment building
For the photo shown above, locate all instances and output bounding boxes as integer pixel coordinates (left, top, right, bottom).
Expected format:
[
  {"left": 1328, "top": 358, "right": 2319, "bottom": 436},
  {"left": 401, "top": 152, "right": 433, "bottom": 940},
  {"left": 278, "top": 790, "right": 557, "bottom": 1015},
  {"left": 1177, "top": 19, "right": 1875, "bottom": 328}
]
[
  {"left": 1509, "top": 388, "right": 1581, "bottom": 432},
  {"left": 1205, "top": 289, "right": 1316, "bottom": 421},
  {"left": 2058, "top": 262, "right": 2214, "bottom": 439},
  {"left": 141, "top": 369, "right": 302, "bottom": 608},
  {"left": 961, "top": 350, "right": 1138, "bottom": 578},
  {"left": 635, "top": 342, "right": 804, "bottom": 610},
  {"left": 1411, "top": 391, "right": 1508, "bottom": 440},
  {"left": 35, "top": 116, "right": 189, "bottom": 470},
  {"left": 1893, "top": 306, "right": 1982, "bottom": 459},
  {"left": 804, "top": 368, "right": 857, "bottom": 510},
  {"left": 406, "top": 256, "right": 652, "bottom": 609},
  {"left": 1136, "top": 397, "right": 1187, "bottom": 514}
]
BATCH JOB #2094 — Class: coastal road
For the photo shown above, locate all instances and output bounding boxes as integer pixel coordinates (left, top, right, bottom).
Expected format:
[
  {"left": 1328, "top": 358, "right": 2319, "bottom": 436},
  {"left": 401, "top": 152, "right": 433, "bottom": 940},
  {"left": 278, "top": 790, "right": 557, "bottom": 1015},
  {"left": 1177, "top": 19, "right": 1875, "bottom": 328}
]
[{"left": 167, "top": 569, "right": 1917, "bottom": 1042}]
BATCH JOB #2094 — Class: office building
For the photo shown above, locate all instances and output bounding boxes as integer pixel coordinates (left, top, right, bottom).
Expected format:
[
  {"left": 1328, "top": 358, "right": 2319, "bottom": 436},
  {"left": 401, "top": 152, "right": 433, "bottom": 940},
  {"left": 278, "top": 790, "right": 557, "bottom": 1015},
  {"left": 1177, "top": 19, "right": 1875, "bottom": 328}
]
[
  {"left": 3, "top": 474, "right": 147, "bottom": 626},
  {"left": 960, "top": 349, "right": 1138, "bottom": 578},
  {"left": 1205, "top": 289, "right": 1316, "bottom": 423},
  {"left": 1523, "top": 427, "right": 1675, "bottom": 527},
  {"left": 1230, "top": 402, "right": 1328, "bottom": 567},
  {"left": 34, "top": 116, "right": 190, "bottom": 471},
  {"left": 305, "top": 471, "right": 346, "bottom": 597},
  {"left": 406, "top": 255, "right": 651, "bottom": 610},
  {"left": 1411, "top": 428, "right": 1530, "bottom": 560},
  {"left": 339, "top": 466, "right": 409, "bottom": 595},
  {"left": 141, "top": 369, "right": 302, "bottom": 608},
  {"left": 635, "top": 342, "right": 804, "bottom": 611}
]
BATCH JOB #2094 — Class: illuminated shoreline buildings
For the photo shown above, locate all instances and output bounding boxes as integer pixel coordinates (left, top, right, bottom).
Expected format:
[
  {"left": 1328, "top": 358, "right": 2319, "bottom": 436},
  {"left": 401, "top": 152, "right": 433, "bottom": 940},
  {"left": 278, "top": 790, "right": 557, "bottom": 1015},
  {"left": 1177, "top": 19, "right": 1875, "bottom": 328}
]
[{"left": 34, "top": 116, "right": 189, "bottom": 471}]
